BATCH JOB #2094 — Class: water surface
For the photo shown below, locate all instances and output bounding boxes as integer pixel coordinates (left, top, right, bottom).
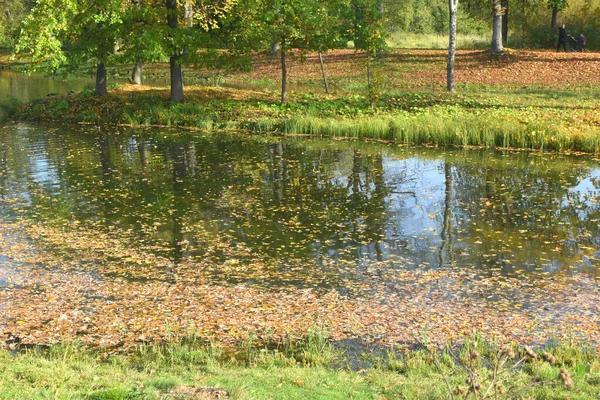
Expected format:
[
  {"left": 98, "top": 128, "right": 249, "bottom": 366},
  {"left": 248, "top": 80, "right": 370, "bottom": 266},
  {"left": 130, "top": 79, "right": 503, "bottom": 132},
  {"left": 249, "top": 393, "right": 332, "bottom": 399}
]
[
  {"left": 1, "top": 122, "right": 599, "bottom": 289},
  {"left": 0, "top": 70, "right": 94, "bottom": 103}
]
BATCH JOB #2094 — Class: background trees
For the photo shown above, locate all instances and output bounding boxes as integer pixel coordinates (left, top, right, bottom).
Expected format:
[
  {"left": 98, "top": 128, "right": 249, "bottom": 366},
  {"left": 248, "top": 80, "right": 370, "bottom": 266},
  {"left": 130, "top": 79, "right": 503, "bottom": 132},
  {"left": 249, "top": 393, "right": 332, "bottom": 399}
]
[
  {"left": 0, "top": 0, "right": 34, "bottom": 47},
  {"left": 7, "top": 0, "right": 600, "bottom": 102},
  {"left": 15, "top": 0, "right": 126, "bottom": 95}
]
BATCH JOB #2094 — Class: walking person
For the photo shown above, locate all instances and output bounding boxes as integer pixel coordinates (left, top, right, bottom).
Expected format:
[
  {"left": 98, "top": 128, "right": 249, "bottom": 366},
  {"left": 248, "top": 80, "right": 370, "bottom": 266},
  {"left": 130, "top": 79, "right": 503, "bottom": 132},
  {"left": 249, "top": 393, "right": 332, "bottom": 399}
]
[
  {"left": 557, "top": 24, "right": 567, "bottom": 52},
  {"left": 576, "top": 33, "right": 586, "bottom": 52}
]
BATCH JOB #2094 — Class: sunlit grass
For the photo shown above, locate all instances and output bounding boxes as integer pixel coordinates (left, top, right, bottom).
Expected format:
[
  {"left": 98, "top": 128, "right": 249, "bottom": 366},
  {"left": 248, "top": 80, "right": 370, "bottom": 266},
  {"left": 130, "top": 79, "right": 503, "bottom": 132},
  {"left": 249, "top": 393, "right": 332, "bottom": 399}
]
[
  {"left": 14, "top": 85, "right": 600, "bottom": 153},
  {"left": 387, "top": 31, "right": 490, "bottom": 49},
  {"left": 1, "top": 333, "right": 599, "bottom": 399},
  {"left": 280, "top": 110, "right": 600, "bottom": 153}
]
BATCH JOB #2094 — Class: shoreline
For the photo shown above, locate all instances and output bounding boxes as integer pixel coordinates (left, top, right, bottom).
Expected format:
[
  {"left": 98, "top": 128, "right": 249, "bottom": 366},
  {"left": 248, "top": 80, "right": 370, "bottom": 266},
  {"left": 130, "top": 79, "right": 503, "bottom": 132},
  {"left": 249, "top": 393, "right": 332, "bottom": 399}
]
[{"left": 4, "top": 83, "right": 600, "bottom": 154}]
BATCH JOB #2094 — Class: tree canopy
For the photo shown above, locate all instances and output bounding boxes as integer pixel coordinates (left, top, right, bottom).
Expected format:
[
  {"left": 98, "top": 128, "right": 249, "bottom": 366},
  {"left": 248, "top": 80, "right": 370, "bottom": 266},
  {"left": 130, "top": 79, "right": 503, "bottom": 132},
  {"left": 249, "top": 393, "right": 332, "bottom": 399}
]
[{"left": 8, "top": 0, "right": 600, "bottom": 100}]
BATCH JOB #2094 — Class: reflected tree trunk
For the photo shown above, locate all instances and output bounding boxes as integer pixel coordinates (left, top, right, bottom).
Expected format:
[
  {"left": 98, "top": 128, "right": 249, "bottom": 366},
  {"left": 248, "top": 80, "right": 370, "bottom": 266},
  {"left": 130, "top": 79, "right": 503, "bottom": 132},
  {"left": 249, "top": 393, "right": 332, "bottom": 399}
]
[
  {"left": 439, "top": 161, "right": 454, "bottom": 268},
  {"left": 99, "top": 136, "right": 114, "bottom": 226},
  {"left": 0, "top": 135, "right": 7, "bottom": 203},
  {"left": 485, "top": 167, "right": 495, "bottom": 202},
  {"left": 372, "top": 154, "right": 386, "bottom": 261},
  {"left": 348, "top": 150, "right": 362, "bottom": 199},
  {"left": 137, "top": 140, "right": 149, "bottom": 170},
  {"left": 348, "top": 150, "right": 363, "bottom": 244},
  {"left": 171, "top": 142, "right": 187, "bottom": 263},
  {"left": 272, "top": 142, "right": 285, "bottom": 202},
  {"left": 99, "top": 136, "right": 112, "bottom": 177}
]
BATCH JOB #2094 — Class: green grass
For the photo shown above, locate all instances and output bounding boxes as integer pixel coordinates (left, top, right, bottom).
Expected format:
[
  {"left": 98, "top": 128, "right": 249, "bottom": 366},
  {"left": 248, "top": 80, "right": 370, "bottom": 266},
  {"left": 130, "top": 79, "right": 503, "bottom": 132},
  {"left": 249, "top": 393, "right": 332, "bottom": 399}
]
[
  {"left": 13, "top": 86, "right": 600, "bottom": 153},
  {"left": 1, "top": 332, "right": 599, "bottom": 399}
]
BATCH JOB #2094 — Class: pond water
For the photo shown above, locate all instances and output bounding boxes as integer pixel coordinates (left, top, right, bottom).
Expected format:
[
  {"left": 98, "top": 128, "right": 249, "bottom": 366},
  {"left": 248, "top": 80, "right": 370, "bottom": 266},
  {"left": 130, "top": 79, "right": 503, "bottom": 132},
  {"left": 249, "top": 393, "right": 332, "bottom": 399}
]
[
  {"left": 0, "top": 69, "right": 289, "bottom": 104},
  {"left": 0, "top": 69, "right": 262, "bottom": 104},
  {"left": 1, "top": 122, "right": 599, "bottom": 288},
  {"left": 0, "top": 70, "right": 94, "bottom": 103}
]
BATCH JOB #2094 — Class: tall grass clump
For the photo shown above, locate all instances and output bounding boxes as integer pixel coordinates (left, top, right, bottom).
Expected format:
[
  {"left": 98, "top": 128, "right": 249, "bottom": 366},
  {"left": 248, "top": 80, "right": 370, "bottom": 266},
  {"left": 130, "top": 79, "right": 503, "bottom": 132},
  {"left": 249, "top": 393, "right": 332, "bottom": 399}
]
[
  {"left": 280, "top": 112, "right": 600, "bottom": 153},
  {"left": 0, "top": 97, "right": 20, "bottom": 121},
  {"left": 238, "top": 326, "right": 338, "bottom": 369},
  {"left": 376, "top": 334, "right": 600, "bottom": 399}
]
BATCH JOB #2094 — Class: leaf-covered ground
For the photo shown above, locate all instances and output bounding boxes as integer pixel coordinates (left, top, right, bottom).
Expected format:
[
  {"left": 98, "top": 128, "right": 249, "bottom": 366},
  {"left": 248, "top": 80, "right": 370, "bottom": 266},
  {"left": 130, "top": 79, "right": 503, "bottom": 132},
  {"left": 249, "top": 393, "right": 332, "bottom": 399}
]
[
  {"left": 189, "top": 49, "right": 600, "bottom": 90},
  {"left": 1, "top": 219, "right": 599, "bottom": 351}
]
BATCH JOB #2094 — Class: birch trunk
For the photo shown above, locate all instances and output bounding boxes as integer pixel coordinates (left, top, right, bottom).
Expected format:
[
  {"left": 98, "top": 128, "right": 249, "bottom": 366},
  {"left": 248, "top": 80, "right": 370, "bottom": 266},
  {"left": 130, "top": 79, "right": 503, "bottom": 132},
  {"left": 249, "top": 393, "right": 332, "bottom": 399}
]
[
  {"left": 491, "top": 0, "right": 504, "bottom": 53},
  {"left": 447, "top": 0, "right": 458, "bottom": 92}
]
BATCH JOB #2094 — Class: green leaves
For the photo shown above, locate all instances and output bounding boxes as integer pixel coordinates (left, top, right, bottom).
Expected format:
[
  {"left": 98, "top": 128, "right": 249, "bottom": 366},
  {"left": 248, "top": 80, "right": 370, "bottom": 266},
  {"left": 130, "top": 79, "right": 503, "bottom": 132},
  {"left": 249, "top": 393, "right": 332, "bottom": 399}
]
[
  {"left": 547, "top": 0, "right": 568, "bottom": 12},
  {"left": 16, "top": 0, "right": 126, "bottom": 74}
]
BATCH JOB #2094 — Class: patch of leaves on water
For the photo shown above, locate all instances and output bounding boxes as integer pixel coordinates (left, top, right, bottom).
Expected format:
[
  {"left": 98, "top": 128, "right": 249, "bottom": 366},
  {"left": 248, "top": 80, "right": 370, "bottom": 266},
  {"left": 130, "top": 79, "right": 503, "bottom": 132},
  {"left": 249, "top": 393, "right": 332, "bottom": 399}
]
[{"left": 0, "top": 219, "right": 599, "bottom": 353}]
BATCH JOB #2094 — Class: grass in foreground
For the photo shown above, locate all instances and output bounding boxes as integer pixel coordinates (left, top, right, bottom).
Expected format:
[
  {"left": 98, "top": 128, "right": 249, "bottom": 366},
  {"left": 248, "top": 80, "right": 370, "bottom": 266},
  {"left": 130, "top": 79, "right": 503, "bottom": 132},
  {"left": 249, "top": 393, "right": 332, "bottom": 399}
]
[{"left": 1, "top": 330, "right": 599, "bottom": 400}]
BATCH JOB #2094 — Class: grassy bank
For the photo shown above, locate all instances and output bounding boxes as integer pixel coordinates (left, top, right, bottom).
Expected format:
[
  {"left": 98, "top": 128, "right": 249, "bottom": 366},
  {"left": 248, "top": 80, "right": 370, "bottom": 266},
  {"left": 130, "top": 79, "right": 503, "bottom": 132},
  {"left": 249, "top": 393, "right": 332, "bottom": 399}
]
[
  {"left": 6, "top": 49, "right": 600, "bottom": 153},
  {"left": 2, "top": 331, "right": 599, "bottom": 400},
  {"left": 8, "top": 83, "right": 600, "bottom": 153}
]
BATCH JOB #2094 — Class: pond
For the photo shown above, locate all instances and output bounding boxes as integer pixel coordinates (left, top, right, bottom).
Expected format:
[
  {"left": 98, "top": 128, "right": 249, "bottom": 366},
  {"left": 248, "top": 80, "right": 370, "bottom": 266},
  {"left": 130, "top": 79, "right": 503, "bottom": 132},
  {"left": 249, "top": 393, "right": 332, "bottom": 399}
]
[
  {"left": 2, "top": 122, "right": 600, "bottom": 280},
  {"left": 0, "top": 70, "right": 94, "bottom": 103},
  {"left": 1, "top": 121, "right": 599, "bottom": 348},
  {"left": 0, "top": 69, "right": 290, "bottom": 103}
]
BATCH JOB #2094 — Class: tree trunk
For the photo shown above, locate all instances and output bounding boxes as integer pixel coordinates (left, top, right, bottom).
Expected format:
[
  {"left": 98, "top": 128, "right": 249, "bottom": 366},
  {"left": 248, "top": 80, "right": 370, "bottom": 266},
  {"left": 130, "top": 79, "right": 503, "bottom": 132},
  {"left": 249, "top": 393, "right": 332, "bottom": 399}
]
[
  {"left": 551, "top": 7, "right": 558, "bottom": 28},
  {"left": 96, "top": 62, "right": 108, "bottom": 96},
  {"left": 491, "top": 0, "right": 503, "bottom": 53},
  {"left": 130, "top": 0, "right": 143, "bottom": 86},
  {"left": 447, "top": 0, "right": 458, "bottom": 92},
  {"left": 170, "top": 56, "right": 184, "bottom": 103},
  {"left": 270, "top": 42, "right": 280, "bottom": 55},
  {"left": 502, "top": 0, "right": 508, "bottom": 45},
  {"left": 131, "top": 59, "right": 143, "bottom": 85},
  {"left": 354, "top": 3, "right": 364, "bottom": 48},
  {"left": 185, "top": 0, "right": 194, "bottom": 27},
  {"left": 113, "top": 39, "right": 122, "bottom": 54},
  {"left": 318, "top": 52, "right": 330, "bottom": 94},
  {"left": 167, "top": 0, "right": 184, "bottom": 102},
  {"left": 280, "top": 40, "right": 287, "bottom": 104},
  {"left": 366, "top": 53, "right": 372, "bottom": 89}
]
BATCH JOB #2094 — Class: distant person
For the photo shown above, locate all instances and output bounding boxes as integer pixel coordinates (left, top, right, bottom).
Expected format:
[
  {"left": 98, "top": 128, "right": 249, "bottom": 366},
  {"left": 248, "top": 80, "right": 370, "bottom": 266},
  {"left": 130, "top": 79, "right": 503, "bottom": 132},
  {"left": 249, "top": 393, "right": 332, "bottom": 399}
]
[
  {"left": 577, "top": 33, "right": 586, "bottom": 52},
  {"left": 557, "top": 24, "right": 567, "bottom": 52}
]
